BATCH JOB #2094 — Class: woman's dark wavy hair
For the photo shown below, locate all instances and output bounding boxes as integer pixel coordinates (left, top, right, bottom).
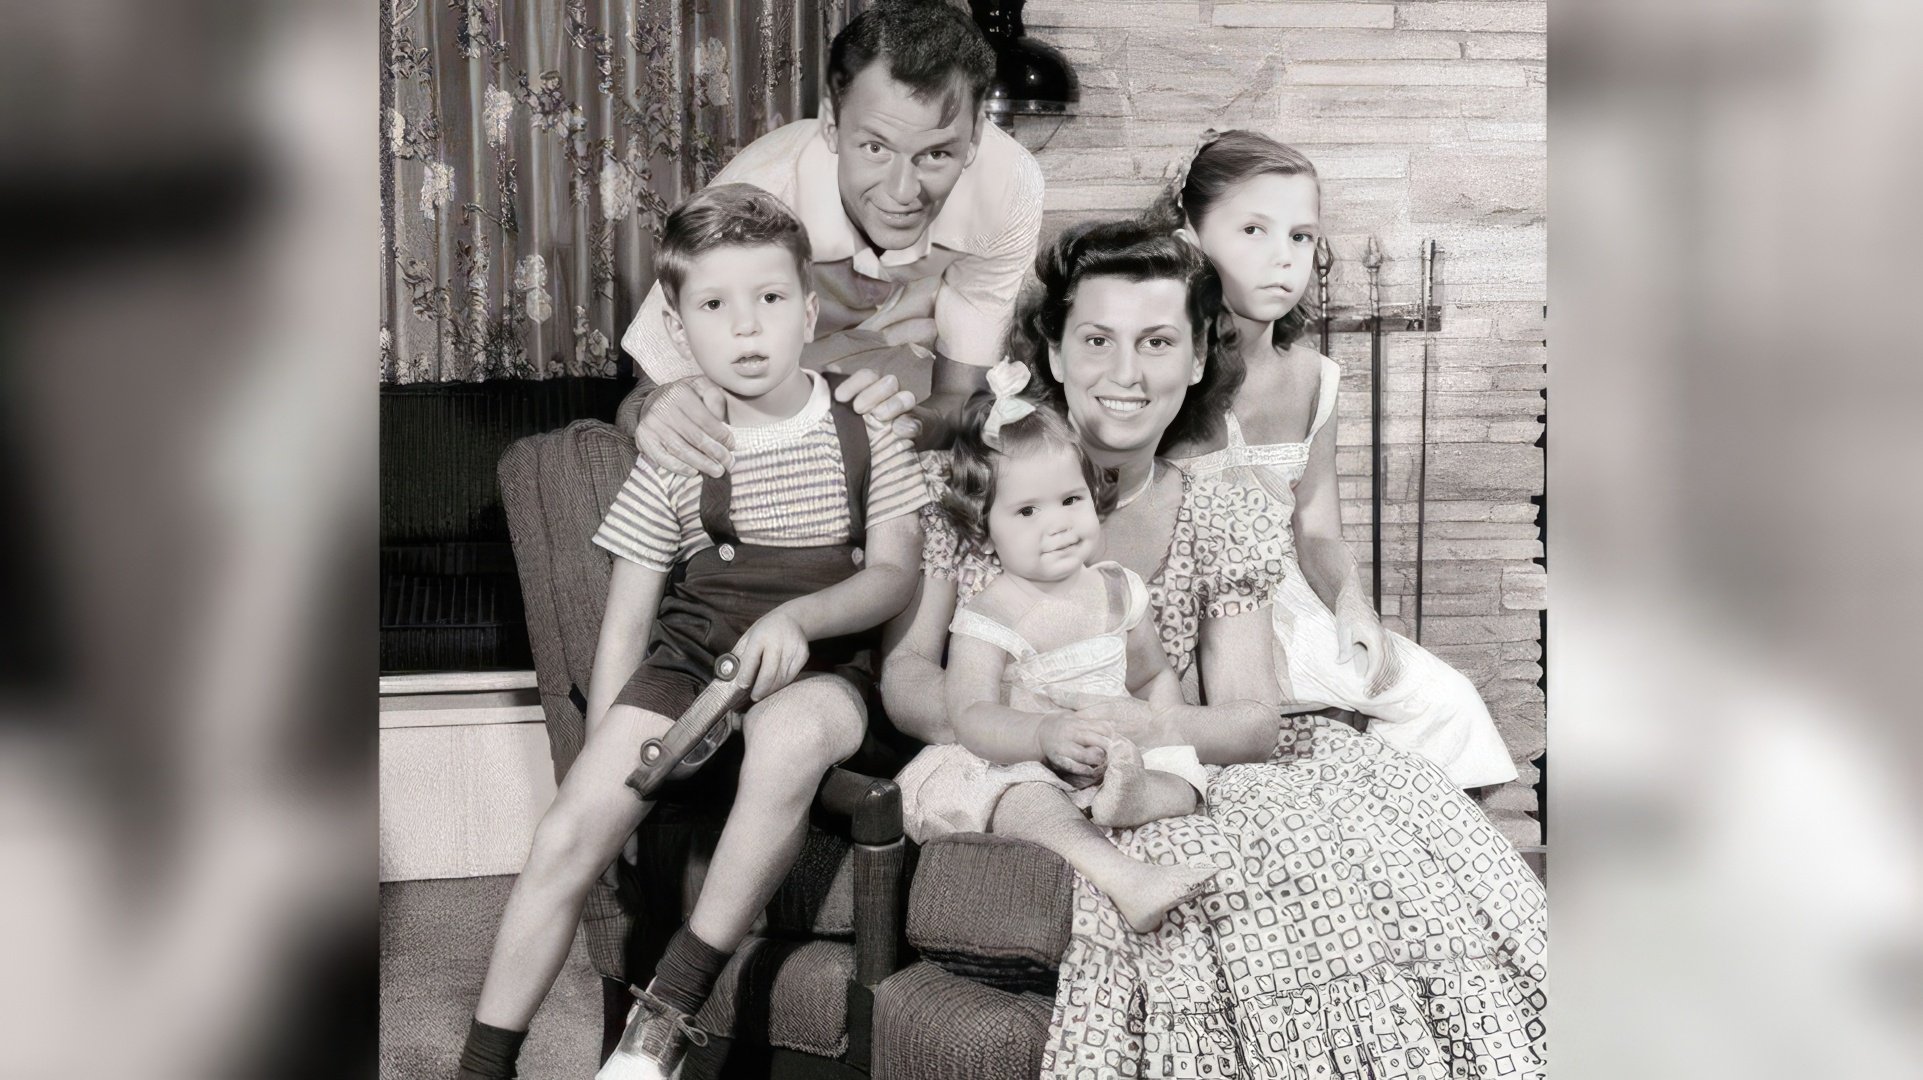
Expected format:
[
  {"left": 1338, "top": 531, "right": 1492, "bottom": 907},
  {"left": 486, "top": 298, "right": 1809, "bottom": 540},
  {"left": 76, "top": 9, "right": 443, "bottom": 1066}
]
[
  {"left": 1009, "top": 218, "right": 1244, "bottom": 453},
  {"left": 1145, "top": 129, "right": 1322, "bottom": 354},
  {"left": 940, "top": 389, "right": 1117, "bottom": 554}
]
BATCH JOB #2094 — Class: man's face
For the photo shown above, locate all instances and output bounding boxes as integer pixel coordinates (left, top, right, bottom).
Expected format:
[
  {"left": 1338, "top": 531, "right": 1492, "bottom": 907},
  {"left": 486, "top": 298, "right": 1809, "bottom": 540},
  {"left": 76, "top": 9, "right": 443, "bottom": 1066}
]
[{"left": 823, "top": 65, "right": 984, "bottom": 253}]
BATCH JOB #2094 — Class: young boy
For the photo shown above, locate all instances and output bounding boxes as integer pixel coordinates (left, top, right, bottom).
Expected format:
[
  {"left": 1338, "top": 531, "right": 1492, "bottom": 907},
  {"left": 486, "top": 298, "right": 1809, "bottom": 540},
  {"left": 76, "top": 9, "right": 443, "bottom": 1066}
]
[{"left": 457, "top": 184, "right": 928, "bottom": 1080}]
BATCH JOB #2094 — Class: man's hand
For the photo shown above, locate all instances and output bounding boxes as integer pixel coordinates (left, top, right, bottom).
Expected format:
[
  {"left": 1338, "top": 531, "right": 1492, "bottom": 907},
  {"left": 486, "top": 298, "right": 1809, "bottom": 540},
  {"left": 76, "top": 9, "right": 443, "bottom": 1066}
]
[
  {"left": 732, "top": 609, "right": 811, "bottom": 700},
  {"left": 830, "top": 368, "right": 923, "bottom": 443},
  {"left": 1047, "top": 690, "right": 1174, "bottom": 749},
  {"left": 635, "top": 377, "right": 734, "bottom": 478},
  {"left": 1036, "top": 710, "right": 1111, "bottom": 777}
]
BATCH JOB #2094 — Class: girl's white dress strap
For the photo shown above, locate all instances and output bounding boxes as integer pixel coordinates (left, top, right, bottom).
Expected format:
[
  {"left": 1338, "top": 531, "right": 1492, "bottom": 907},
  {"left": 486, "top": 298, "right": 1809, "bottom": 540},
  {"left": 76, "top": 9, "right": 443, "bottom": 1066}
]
[
  {"left": 1094, "top": 561, "right": 1151, "bottom": 634},
  {"left": 947, "top": 607, "right": 1036, "bottom": 660}
]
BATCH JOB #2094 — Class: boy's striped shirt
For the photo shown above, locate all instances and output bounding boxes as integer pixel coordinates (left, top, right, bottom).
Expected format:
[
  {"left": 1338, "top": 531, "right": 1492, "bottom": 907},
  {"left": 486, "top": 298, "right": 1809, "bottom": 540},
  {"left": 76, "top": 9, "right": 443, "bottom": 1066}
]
[{"left": 593, "top": 371, "right": 927, "bottom": 572}]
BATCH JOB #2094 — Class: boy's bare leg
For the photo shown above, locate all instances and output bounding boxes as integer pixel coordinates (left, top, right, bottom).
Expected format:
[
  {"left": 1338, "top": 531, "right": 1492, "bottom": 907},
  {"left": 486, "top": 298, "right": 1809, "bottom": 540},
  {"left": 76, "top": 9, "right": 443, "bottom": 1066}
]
[
  {"left": 991, "top": 783, "right": 1217, "bottom": 934},
  {"left": 473, "top": 704, "right": 671, "bottom": 1030},
  {"left": 686, "top": 677, "right": 866, "bottom": 951}
]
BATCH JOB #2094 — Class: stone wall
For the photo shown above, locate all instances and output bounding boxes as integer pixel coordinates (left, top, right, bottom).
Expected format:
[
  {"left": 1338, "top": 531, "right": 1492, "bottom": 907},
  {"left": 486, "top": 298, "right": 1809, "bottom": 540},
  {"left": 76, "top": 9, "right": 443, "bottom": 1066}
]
[{"left": 1009, "top": 0, "right": 1547, "bottom": 843}]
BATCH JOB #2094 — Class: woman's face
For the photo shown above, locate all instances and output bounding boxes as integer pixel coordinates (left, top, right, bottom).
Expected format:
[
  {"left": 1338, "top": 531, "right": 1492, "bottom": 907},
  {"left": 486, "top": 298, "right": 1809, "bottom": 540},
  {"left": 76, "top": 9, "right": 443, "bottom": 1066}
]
[
  {"left": 1047, "top": 275, "right": 1202, "bottom": 457},
  {"left": 1192, "top": 172, "right": 1320, "bottom": 326}
]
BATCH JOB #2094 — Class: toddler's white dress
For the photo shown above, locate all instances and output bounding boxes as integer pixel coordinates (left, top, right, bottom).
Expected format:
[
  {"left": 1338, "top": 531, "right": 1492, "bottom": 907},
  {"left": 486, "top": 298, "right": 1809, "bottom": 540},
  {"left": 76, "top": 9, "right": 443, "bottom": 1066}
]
[{"left": 896, "top": 562, "right": 1207, "bottom": 842}]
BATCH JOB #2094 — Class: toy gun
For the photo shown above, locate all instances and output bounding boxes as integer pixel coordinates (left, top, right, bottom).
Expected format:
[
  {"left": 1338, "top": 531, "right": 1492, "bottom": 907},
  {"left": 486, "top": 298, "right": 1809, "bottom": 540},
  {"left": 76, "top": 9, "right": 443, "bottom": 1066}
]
[{"left": 624, "top": 653, "right": 753, "bottom": 800}]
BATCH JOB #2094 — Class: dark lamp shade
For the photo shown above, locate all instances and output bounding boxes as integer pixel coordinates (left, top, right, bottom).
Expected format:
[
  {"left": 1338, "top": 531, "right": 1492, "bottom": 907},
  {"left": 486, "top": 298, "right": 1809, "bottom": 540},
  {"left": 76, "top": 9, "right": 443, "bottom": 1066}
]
[{"left": 984, "top": 35, "right": 1079, "bottom": 121}]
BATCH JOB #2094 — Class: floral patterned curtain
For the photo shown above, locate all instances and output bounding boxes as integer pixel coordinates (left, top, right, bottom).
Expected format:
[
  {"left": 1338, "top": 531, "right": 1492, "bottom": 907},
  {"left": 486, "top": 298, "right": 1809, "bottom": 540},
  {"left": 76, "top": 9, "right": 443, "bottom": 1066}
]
[{"left": 381, "top": 0, "right": 855, "bottom": 383}]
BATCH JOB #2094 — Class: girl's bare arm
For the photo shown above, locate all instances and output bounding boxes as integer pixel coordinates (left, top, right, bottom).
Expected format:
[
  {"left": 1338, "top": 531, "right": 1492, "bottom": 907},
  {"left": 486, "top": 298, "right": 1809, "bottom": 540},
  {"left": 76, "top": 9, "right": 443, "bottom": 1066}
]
[
  {"left": 1123, "top": 615, "right": 1186, "bottom": 711},
  {"left": 1291, "top": 404, "right": 1397, "bottom": 688},
  {"left": 1291, "top": 399, "right": 1362, "bottom": 613}
]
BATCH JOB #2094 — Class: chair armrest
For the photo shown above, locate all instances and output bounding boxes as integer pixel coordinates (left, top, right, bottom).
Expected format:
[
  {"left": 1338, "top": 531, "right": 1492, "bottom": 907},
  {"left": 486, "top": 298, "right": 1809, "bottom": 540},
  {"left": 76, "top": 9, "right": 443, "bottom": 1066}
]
[
  {"left": 906, "top": 835, "right": 1073, "bottom": 991},
  {"left": 813, "top": 767, "right": 906, "bottom": 1072},
  {"left": 813, "top": 768, "right": 905, "bottom": 987},
  {"left": 816, "top": 767, "right": 903, "bottom": 847}
]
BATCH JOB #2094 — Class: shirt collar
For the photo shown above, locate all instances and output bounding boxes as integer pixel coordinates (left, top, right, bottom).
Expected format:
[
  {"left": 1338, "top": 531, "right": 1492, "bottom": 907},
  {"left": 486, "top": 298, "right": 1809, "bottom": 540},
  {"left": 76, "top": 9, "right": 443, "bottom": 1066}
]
[
  {"left": 794, "top": 117, "right": 983, "bottom": 276},
  {"left": 728, "top": 369, "right": 831, "bottom": 451}
]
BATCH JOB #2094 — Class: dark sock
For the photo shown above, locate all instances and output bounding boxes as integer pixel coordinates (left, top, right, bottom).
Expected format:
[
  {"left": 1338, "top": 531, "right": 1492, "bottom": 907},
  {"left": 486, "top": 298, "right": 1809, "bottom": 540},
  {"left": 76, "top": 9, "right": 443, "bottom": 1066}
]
[
  {"left": 456, "top": 1017, "right": 527, "bottom": 1080},
  {"left": 647, "top": 923, "right": 731, "bottom": 1017}
]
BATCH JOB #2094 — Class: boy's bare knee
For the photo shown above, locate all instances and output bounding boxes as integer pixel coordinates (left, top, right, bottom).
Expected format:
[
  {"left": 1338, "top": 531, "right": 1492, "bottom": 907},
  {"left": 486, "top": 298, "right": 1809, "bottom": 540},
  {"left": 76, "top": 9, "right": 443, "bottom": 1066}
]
[
  {"left": 528, "top": 795, "right": 627, "bottom": 887},
  {"left": 742, "top": 677, "right": 865, "bottom": 768},
  {"left": 527, "top": 804, "right": 592, "bottom": 877}
]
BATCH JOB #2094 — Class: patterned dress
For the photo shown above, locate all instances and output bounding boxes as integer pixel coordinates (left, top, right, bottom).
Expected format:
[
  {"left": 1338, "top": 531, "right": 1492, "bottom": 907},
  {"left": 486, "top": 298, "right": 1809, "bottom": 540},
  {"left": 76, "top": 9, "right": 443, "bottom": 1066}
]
[
  {"left": 1172, "top": 356, "right": 1518, "bottom": 789},
  {"left": 916, "top": 453, "right": 1547, "bottom": 1079}
]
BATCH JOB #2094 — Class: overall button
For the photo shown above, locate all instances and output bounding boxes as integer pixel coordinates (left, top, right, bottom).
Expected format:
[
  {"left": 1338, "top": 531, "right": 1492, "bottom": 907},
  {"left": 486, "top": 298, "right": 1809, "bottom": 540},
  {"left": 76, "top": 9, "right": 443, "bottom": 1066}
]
[
  {"left": 717, "top": 542, "right": 736, "bottom": 562},
  {"left": 851, "top": 548, "right": 865, "bottom": 567}
]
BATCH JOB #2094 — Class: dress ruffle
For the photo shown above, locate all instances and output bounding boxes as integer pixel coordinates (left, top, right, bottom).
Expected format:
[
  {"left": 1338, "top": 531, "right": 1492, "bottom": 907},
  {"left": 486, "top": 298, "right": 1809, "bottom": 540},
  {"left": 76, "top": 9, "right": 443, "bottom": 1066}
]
[{"left": 1041, "top": 718, "right": 1547, "bottom": 1079}]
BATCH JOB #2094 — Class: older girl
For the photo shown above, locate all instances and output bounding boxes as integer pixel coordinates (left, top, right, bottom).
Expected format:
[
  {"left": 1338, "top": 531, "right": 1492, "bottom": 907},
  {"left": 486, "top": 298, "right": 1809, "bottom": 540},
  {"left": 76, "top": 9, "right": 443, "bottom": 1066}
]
[{"left": 1158, "top": 129, "right": 1518, "bottom": 789}]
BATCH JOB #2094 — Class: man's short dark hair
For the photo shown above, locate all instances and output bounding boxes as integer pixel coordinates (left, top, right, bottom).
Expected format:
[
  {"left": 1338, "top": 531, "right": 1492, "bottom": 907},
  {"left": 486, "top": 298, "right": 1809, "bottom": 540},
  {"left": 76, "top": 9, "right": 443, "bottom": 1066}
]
[
  {"left": 827, "top": 0, "right": 996, "bottom": 121},
  {"left": 655, "top": 183, "right": 813, "bottom": 309}
]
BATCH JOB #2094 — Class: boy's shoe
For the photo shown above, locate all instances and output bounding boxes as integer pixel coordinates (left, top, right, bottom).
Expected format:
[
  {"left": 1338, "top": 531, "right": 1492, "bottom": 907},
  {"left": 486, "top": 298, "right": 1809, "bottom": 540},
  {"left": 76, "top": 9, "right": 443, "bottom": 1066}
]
[{"left": 594, "top": 988, "right": 709, "bottom": 1080}]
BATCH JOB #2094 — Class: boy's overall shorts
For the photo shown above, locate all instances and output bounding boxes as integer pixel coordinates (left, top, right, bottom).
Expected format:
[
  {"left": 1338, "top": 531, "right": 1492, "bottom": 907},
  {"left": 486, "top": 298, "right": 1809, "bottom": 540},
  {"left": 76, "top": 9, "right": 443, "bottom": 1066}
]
[{"left": 612, "top": 396, "right": 916, "bottom": 807}]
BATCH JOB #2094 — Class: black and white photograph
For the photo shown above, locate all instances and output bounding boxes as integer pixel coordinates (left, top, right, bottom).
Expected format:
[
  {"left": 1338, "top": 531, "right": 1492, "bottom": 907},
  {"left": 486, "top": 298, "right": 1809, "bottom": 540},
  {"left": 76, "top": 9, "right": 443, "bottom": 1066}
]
[
  {"left": 377, "top": 2, "right": 1546, "bottom": 1076},
  {"left": 5, "top": 0, "right": 1922, "bottom": 1077}
]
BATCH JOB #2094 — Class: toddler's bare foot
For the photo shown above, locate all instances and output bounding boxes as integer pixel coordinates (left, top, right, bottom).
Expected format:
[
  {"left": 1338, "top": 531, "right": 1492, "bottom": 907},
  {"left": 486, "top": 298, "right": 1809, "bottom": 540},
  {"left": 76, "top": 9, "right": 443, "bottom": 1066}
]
[
  {"left": 1112, "top": 859, "right": 1219, "bottom": 933},
  {"left": 1090, "top": 739, "right": 1148, "bottom": 827},
  {"left": 1092, "top": 741, "right": 1201, "bottom": 829}
]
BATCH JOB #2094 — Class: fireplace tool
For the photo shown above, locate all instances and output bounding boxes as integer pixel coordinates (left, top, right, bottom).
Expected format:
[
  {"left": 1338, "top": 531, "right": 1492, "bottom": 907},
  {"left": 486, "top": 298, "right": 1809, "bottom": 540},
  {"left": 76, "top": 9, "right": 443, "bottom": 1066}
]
[
  {"left": 1363, "top": 236, "right": 1384, "bottom": 611},
  {"left": 625, "top": 653, "right": 753, "bottom": 800},
  {"left": 1414, "top": 239, "right": 1436, "bottom": 644},
  {"left": 1315, "top": 235, "right": 1333, "bottom": 357}
]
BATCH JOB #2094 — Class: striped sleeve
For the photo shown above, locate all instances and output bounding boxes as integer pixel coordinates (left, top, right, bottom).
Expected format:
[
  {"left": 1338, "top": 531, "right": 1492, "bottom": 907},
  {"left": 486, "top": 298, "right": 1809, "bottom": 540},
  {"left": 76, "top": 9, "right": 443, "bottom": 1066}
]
[
  {"left": 592, "top": 456, "right": 685, "bottom": 572},
  {"left": 863, "top": 416, "right": 931, "bottom": 526}
]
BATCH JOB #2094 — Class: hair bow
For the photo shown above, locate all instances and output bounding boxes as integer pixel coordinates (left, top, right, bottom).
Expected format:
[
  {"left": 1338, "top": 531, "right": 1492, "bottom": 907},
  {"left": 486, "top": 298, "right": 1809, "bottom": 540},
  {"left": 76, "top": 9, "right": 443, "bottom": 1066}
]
[
  {"left": 1169, "top": 127, "right": 1224, "bottom": 219},
  {"left": 980, "top": 359, "right": 1037, "bottom": 450}
]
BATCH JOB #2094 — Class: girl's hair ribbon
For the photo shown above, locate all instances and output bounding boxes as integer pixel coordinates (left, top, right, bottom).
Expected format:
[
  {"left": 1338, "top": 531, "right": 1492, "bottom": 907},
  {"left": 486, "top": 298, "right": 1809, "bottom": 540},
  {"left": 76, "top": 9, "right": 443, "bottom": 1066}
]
[{"left": 980, "top": 359, "right": 1037, "bottom": 450}]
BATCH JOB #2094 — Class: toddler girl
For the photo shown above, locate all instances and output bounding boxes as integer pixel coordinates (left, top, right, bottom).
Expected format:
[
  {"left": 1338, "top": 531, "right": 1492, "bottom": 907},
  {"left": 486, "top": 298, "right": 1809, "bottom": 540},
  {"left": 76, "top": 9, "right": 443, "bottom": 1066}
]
[{"left": 895, "top": 361, "right": 1217, "bottom": 933}]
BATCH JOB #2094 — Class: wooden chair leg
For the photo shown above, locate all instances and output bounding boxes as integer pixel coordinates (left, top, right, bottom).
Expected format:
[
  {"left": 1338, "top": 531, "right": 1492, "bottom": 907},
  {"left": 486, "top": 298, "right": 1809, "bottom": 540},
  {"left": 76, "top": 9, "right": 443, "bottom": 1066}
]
[{"left": 601, "top": 976, "right": 631, "bottom": 1066}]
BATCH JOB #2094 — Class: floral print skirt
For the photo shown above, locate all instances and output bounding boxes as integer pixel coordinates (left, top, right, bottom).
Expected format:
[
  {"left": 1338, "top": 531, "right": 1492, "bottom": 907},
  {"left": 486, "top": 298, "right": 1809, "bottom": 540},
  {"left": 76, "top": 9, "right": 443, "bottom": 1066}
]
[{"left": 1041, "top": 716, "right": 1546, "bottom": 1079}]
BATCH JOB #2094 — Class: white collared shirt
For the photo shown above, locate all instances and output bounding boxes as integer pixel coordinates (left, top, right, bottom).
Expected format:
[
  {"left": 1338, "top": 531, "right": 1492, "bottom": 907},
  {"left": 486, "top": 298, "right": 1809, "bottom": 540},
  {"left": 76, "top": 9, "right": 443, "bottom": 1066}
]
[{"left": 621, "top": 117, "right": 1044, "bottom": 386}]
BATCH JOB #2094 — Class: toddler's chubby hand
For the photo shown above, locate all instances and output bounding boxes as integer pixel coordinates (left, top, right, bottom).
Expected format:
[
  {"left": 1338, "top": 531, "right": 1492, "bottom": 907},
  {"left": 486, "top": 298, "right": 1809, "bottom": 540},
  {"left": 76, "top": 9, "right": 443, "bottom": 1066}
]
[
  {"left": 1049, "top": 689, "right": 1173, "bottom": 749},
  {"left": 732, "top": 609, "right": 811, "bottom": 700},
  {"left": 1036, "top": 711, "right": 1111, "bottom": 778}
]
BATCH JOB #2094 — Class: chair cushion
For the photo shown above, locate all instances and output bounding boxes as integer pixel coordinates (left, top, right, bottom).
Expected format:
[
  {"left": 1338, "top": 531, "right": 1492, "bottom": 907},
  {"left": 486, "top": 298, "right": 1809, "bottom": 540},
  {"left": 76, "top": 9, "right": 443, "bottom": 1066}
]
[
  {"left": 766, "top": 827, "right": 857, "bottom": 937},
  {"left": 695, "top": 938, "right": 855, "bottom": 1059},
  {"left": 871, "top": 961, "right": 1054, "bottom": 1080},
  {"left": 906, "top": 835, "right": 1073, "bottom": 992}
]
